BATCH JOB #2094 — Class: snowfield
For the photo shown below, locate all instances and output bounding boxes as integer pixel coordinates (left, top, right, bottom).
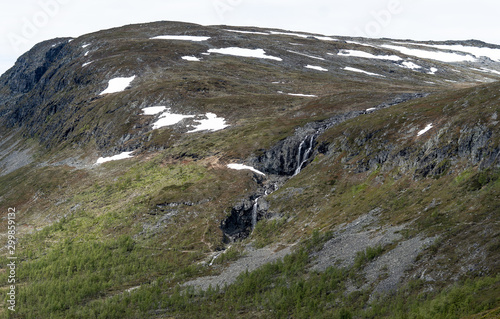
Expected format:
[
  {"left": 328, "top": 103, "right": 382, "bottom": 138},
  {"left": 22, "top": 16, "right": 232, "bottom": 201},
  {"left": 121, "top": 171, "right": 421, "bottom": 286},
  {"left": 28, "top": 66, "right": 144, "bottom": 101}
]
[
  {"left": 188, "top": 113, "right": 229, "bottom": 133},
  {"left": 142, "top": 106, "right": 167, "bottom": 115},
  {"left": 99, "top": 76, "right": 136, "bottom": 95},
  {"left": 400, "top": 61, "right": 421, "bottom": 70},
  {"left": 344, "top": 67, "right": 384, "bottom": 77},
  {"left": 227, "top": 163, "right": 266, "bottom": 176},
  {"left": 182, "top": 56, "right": 201, "bottom": 61},
  {"left": 336, "top": 50, "right": 402, "bottom": 61},
  {"left": 96, "top": 151, "right": 134, "bottom": 164},
  {"left": 142, "top": 107, "right": 195, "bottom": 130},
  {"left": 428, "top": 67, "right": 439, "bottom": 75},
  {"left": 269, "top": 31, "right": 310, "bottom": 38},
  {"left": 288, "top": 50, "right": 326, "bottom": 61},
  {"left": 398, "top": 43, "right": 500, "bottom": 62},
  {"left": 305, "top": 65, "right": 328, "bottom": 72},
  {"left": 287, "top": 93, "right": 318, "bottom": 97},
  {"left": 150, "top": 35, "right": 210, "bottom": 41},
  {"left": 225, "top": 29, "right": 269, "bottom": 35},
  {"left": 382, "top": 44, "right": 477, "bottom": 63},
  {"left": 417, "top": 124, "right": 433, "bottom": 136},
  {"left": 207, "top": 47, "right": 282, "bottom": 61}
]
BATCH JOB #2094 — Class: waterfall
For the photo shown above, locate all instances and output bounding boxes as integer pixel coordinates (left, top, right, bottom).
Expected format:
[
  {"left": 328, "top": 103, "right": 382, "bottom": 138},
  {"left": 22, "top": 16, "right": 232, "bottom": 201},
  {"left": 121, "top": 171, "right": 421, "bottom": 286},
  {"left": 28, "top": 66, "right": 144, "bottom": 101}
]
[
  {"left": 251, "top": 198, "right": 258, "bottom": 230},
  {"left": 294, "top": 135, "right": 315, "bottom": 176}
]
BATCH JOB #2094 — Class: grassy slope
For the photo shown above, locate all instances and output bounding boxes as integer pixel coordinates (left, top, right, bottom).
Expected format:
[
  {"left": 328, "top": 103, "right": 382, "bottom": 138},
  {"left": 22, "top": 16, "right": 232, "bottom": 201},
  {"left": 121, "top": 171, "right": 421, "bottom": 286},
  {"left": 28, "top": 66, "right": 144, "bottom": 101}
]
[
  {"left": 0, "top": 83, "right": 498, "bottom": 318},
  {"left": 0, "top": 23, "right": 498, "bottom": 317}
]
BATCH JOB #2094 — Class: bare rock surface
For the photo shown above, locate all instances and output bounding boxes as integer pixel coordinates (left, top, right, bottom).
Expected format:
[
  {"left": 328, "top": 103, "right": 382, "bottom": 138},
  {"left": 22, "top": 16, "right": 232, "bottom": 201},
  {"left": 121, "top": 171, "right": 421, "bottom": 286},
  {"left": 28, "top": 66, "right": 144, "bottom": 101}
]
[{"left": 184, "top": 244, "right": 293, "bottom": 291}]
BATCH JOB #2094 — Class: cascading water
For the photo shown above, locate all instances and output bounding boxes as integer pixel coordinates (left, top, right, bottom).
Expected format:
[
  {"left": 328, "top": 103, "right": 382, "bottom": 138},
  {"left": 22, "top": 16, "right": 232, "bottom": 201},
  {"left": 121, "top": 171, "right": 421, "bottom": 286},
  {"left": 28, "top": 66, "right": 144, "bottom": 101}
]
[
  {"left": 251, "top": 198, "right": 258, "bottom": 231},
  {"left": 294, "top": 135, "right": 315, "bottom": 176}
]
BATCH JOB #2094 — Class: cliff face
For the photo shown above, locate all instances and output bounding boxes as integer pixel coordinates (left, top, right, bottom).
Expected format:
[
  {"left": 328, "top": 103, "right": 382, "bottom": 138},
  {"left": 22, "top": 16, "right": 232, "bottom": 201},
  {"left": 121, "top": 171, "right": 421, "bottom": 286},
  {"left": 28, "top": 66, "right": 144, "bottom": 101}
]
[{"left": 0, "top": 21, "right": 499, "bottom": 318}]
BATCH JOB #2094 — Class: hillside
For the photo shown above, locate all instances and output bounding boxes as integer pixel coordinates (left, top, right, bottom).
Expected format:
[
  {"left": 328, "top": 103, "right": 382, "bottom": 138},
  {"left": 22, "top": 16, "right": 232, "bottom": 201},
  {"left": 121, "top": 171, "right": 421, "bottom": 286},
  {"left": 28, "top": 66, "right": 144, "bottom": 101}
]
[{"left": 0, "top": 21, "right": 499, "bottom": 318}]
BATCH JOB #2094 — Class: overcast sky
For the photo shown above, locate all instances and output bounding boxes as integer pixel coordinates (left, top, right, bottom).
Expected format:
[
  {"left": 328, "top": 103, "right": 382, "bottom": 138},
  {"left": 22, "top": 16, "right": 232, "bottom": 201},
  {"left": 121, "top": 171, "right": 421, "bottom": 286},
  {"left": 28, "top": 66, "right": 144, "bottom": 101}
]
[{"left": 1, "top": 0, "right": 499, "bottom": 75}]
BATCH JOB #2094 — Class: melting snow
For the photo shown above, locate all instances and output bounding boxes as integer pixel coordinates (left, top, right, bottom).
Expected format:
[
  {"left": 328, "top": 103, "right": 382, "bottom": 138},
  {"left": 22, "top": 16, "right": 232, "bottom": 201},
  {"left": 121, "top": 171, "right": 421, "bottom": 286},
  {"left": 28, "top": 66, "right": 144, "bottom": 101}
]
[
  {"left": 270, "top": 31, "right": 310, "bottom": 38},
  {"left": 152, "top": 108, "right": 195, "bottom": 130},
  {"left": 479, "top": 68, "right": 500, "bottom": 75},
  {"left": 366, "top": 107, "right": 377, "bottom": 112},
  {"left": 279, "top": 91, "right": 317, "bottom": 97},
  {"left": 417, "top": 124, "right": 433, "bottom": 136},
  {"left": 225, "top": 29, "right": 269, "bottom": 35},
  {"left": 428, "top": 67, "right": 438, "bottom": 75},
  {"left": 346, "top": 41, "right": 377, "bottom": 48},
  {"left": 82, "top": 61, "right": 93, "bottom": 67},
  {"left": 305, "top": 65, "right": 328, "bottom": 72},
  {"left": 151, "top": 35, "right": 210, "bottom": 41},
  {"left": 344, "top": 67, "right": 384, "bottom": 77},
  {"left": 81, "top": 44, "right": 90, "bottom": 49},
  {"left": 382, "top": 44, "right": 476, "bottom": 62},
  {"left": 207, "top": 47, "right": 282, "bottom": 61},
  {"left": 288, "top": 50, "right": 325, "bottom": 61},
  {"left": 287, "top": 93, "right": 318, "bottom": 97},
  {"left": 84, "top": 51, "right": 90, "bottom": 57},
  {"left": 96, "top": 151, "right": 134, "bottom": 164},
  {"left": 336, "top": 50, "right": 402, "bottom": 61},
  {"left": 99, "top": 76, "right": 136, "bottom": 95},
  {"left": 182, "top": 56, "right": 201, "bottom": 61},
  {"left": 401, "top": 43, "right": 500, "bottom": 62},
  {"left": 400, "top": 61, "right": 421, "bottom": 70},
  {"left": 188, "top": 113, "right": 229, "bottom": 133},
  {"left": 142, "top": 106, "right": 167, "bottom": 115},
  {"left": 314, "top": 36, "right": 338, "bottom": 41},
  {"left": 227, "top": 164, "right": 265, "bottom": 176}
]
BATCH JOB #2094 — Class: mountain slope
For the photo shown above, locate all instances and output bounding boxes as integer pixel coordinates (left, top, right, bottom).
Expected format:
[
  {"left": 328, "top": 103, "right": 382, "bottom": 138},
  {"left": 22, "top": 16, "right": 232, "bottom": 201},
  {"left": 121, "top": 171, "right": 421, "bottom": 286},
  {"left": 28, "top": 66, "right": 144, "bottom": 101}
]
[{"left": 0, "top": 21, "right": 498, "bottom": 318}]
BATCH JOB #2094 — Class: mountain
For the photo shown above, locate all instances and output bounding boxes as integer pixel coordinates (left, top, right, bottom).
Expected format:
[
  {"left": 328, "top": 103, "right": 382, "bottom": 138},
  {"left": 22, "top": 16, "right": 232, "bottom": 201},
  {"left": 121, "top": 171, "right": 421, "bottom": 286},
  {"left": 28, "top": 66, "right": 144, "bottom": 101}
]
[{"left": 0, "top": 21, "right": 499, "bottom": 318}]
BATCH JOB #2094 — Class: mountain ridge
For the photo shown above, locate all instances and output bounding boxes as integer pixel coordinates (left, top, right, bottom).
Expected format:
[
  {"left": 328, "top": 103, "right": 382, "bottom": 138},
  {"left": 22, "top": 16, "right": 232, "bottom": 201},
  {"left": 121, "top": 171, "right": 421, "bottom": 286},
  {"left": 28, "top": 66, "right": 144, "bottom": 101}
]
[{"left": 0, "top": 21, "right": 498, "bottom": 318}]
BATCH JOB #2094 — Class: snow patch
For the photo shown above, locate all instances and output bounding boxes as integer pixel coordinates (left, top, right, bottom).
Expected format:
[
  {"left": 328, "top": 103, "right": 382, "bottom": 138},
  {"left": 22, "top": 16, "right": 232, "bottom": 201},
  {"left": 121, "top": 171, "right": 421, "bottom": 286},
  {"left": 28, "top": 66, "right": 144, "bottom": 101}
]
[
  {"left": 479, "top": 68, "right": 500, "bottom": 75},
  {"left": 336, "top": 50, "right": 402, "bottom": 61},
  {"left": 428, "top": 67, "right": 438, "bottom": 75},
  {"left": 82, "top": 61, "right": 93, "bottom": 67},
  {"left": 227, "top": 164, "right": 266, "bottom": 176},
  {"left": 305, "top": 65, "right": 328, "bottom": 72},
  {"left": 400, "top": 43, "right": 500, "bottom": 62},
  {"left": 81, "top": 44, "right": 90, "bottom": 49},
  {"left": 417, "top": 124, "right": 433, "bottom": 136},
  {"left": 365, "top": 108, "right": 377, "bottom": 112},
  {"left": 225, "top": 29, "right": 269, "bottom": 35},
  {"left": 287, "top": 93, "right": 318, "bottom": 97},
  {"left": 151, "top": 35, "right": 210, "bottom": 41},
  {"left": 269, "top": 31, "right": 310, "bottom": 38},
  {"left": 142, "top": 106, "right": 167, "bottom": 115},
  {"left": 346, "top": 41, "right": 377, "bottom": 48},
  {"left": 152, "top": 108, "right": 195, "bottom": 130},
  {"left": 96, "top": 152, "right": 134, "bottom": 164},
  {"left": 207, "top": 47, "right": 282, "bottom": 61},
  {"left": 100, "top": 76, "right": 136, "bottom": 95},
  {"left": 188, "top": 113, "right": 229, "bottom": 133},
  {"left": 288, "top": 50, "right": 325, "bottom": 61},
  {"left": 400, "top": 61, "right": 421, "bottom": 70},
  {"left": 382, "top": 44, "right": 477, "bottom": 62},
  {"left": 314, "top": 36, "right": 338, "bottom": 41},
  {"left": 344, "top": 67, "right": 384, "bottom": 77},
  {"left": 182, "top": 56, "right": 201, "bottom": 61}
]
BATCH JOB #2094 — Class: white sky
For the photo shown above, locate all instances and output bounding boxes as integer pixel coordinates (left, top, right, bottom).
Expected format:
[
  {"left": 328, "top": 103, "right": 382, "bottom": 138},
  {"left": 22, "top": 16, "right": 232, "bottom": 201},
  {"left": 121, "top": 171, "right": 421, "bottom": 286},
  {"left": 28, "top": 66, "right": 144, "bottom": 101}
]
[{"left": 1, "top": 0, "right": 499, "bottom": 75}]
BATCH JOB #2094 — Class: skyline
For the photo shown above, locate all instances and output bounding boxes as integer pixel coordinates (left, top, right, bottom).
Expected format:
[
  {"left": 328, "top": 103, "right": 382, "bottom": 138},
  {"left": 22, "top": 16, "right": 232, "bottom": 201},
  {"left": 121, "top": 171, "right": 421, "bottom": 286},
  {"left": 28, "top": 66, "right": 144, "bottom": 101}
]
[{"left": 1, "top": 0, "right": 500, "bottom": 75}]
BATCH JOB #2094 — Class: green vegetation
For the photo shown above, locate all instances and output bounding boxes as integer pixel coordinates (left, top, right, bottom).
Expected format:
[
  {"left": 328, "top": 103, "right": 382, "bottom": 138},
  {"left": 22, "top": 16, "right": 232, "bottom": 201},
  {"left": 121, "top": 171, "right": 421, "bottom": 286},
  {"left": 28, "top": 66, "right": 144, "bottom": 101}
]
[
  {"left": 353, "top": 245, "right": 384, "bottom": 269},
  {"left": 0, "top": 22, "right": 499, "bottom": 318},
  {"left": 5, "top": 238, "right": 494, "bottom": 319}
]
